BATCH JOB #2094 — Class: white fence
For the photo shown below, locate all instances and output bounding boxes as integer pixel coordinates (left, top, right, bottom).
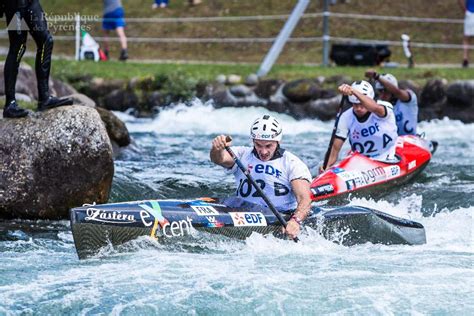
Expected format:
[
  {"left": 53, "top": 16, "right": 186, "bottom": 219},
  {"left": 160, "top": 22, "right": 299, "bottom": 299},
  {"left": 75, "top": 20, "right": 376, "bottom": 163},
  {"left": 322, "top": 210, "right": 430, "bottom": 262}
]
[{"left": 0, "top": 11, "right": 472, "bottom": 61}]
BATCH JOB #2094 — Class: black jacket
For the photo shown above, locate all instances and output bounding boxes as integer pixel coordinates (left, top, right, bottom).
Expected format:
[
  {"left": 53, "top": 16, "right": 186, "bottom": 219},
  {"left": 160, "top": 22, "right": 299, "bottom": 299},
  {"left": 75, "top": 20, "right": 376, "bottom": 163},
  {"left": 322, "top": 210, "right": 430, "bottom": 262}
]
[{"left": 0, "top": 0, "right": 4, "bottom": 18}]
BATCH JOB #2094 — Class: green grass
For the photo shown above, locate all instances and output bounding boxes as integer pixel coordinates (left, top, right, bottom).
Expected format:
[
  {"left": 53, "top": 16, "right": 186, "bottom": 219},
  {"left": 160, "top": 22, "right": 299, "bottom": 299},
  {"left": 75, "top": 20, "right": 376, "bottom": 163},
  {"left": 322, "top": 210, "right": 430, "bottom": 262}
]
[
  {"left": 29, "top": 0, "right": 470, "bottom": 65},
  {"left": 44, "top": 57, "right": 474, "bottom": 86}
]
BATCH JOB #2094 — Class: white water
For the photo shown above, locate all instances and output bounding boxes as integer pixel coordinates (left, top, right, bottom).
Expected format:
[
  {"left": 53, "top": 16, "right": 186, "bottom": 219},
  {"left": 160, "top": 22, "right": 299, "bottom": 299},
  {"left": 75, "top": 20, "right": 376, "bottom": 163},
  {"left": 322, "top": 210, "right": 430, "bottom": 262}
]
[{"left": 1, "top": 101, "right": 473, "bottom": 314}]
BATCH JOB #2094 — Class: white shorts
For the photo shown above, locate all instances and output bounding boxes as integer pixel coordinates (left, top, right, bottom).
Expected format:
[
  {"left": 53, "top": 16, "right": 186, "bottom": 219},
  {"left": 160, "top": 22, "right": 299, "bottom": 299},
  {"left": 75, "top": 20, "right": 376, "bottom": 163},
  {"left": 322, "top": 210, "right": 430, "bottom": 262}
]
[{"left": 465, "top": 11, "right": 474, "bottom": 36}]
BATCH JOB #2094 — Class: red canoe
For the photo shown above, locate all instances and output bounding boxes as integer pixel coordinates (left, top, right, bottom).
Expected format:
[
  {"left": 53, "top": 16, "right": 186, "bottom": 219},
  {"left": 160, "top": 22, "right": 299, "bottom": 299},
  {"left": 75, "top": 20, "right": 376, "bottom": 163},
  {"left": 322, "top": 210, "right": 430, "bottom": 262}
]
[{"left": 310, "top": 135, "right": 437, "bottom": 203}]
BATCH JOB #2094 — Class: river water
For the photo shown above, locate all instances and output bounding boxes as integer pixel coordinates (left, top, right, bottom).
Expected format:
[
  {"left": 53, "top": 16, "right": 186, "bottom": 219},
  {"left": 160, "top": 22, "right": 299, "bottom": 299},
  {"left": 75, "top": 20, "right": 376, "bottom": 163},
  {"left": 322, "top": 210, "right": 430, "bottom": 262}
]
[{"left": 1, "top": 101, "right": 473, "bottom": 315}]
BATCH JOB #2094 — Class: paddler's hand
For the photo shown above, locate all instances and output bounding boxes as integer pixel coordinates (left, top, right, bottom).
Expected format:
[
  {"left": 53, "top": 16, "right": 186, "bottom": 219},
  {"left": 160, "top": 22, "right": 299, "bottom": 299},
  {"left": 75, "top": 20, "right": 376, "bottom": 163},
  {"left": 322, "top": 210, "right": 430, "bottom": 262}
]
[
  {"left": 212, "top": 134, "right": 232, "bottom": 151},
  {"left": 318, "top": 165, "right": 325, "bottom": 174},
  {"left": 284, "top": 217, "right": 301, "bottom": 240},
  {"left": 338, "top": 84, "right": 353, "bottom": 97}
]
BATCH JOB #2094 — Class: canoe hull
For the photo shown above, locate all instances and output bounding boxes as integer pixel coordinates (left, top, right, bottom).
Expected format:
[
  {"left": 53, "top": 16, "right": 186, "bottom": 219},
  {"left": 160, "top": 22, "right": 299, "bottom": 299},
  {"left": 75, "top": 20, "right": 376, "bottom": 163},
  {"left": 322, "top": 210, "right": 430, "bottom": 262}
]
[
  {"left": 311, "top": 135, "right": 436, "bottom": 204},
  {"left": 71, "top": 198, "right": 426, "bottom": 259}
]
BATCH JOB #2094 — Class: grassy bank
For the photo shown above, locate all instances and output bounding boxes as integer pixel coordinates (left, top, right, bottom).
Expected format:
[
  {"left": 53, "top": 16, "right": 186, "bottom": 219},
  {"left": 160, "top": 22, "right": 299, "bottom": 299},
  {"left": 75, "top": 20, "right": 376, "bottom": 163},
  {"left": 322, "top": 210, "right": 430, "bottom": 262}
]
[
  {"left": 46, "top": 58, "right": 474, "bottom": 85},
  {"left": 17, "top": 0, "right": 468, "bottom": 65}
]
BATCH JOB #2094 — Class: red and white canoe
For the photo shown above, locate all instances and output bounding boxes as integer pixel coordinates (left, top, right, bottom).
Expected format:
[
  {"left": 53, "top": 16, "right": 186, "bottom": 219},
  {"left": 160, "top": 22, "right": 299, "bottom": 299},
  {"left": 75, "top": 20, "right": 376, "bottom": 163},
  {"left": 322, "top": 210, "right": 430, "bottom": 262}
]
[{"left": 310, "top": 135, "right": 437, "bottom": 203}]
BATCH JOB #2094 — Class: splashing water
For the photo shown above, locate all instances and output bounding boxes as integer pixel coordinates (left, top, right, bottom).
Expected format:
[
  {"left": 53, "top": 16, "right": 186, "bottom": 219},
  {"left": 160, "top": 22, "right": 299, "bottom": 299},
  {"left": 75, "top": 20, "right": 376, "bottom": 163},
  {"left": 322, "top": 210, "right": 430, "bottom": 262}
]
[{"left": 1, "top": 102, "right": 473, "bottom": 314}]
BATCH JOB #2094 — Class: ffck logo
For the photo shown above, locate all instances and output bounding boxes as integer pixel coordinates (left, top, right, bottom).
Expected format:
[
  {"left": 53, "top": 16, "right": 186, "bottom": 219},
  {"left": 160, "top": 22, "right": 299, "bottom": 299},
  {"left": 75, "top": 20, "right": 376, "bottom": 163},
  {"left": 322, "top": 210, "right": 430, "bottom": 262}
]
[{"left": 7, "top": 13, "right": 30, "bottom": 32}]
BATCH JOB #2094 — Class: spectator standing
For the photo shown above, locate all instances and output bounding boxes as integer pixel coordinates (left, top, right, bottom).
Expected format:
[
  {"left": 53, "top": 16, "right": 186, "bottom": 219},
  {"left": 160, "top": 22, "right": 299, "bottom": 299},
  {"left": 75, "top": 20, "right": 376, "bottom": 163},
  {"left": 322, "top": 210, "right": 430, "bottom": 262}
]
[
  {"left": 1, "top": 0, "right": 72, "bottom": 118},
  {"left": 152, "top": 0, "right": 168, "bottom": 9},
  {"left": 459, "top": 0, "right": 474, "bottom": 67},
  {"left": 102, "top": 0, "right": 128, "bottom": 61}
]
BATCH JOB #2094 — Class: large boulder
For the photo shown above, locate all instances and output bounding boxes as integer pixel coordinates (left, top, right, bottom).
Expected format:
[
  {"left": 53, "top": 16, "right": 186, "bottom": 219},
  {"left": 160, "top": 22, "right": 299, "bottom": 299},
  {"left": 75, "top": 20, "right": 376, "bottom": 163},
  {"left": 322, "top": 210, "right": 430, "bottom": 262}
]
[
  {"left": 51, "top": 78, "right": 78, "bottom": 97},
  {"left": 446, "top": 80, "right": 474, "bottom": 109},
  {"left": 95, "top": 107, "right": 131, "bottom": 147},
  {"left": 306, "top": 95, "right": 342, "bottom": 121},
  {"left": 102, "top": 88, "right": 140, "bottom": 112},
  {"left": 282, "top": 79, "right": 321, "bottom": 103},
  {"left": 418, "top": 78, "right": 448, "bottom": 121},
  {"left": 419, "top": 78, "right": 447, "bottom": 108},
  {"left": 255, "top": 79, "right": 285, "bottom": 99},
  {"left": 444, "top": 80, "right": 474, "bottom": 122},
  {"left": 0, "top": 105, "right": 114, "bottom": 219}
]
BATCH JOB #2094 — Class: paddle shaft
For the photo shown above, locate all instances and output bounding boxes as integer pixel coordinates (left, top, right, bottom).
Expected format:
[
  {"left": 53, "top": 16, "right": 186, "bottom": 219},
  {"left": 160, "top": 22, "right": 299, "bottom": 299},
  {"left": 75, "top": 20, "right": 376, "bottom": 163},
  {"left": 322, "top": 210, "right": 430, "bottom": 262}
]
[
  {"left": 322, "top": 95, "right": 347, "bottom": 170},
  {"left": 224, "top": 137, "right": 299, "bottom": 242}
]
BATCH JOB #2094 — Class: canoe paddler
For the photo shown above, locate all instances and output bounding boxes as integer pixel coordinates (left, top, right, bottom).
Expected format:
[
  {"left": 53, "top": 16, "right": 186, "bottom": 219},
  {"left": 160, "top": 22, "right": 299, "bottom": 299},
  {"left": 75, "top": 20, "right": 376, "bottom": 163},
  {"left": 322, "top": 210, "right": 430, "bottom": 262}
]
[
  {"left": 323, "top": 80, "right": 399, "bottom": 171},
  {"left": 210, "top": 114, "right": 312, "bottom": 240}
]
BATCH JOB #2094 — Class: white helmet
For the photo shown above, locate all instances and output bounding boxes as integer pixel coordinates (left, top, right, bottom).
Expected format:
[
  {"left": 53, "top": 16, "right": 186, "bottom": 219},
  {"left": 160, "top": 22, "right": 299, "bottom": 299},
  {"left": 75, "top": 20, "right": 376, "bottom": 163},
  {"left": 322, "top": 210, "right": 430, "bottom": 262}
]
[
  {"left": 250, "top": 115, "right": 282, "bottom": 142},
  {"left": 349, "top": 80, "right": 374, "bottom": 104},
  {"left": 375, "top": 73, "right": 398, "bottom": 90}
]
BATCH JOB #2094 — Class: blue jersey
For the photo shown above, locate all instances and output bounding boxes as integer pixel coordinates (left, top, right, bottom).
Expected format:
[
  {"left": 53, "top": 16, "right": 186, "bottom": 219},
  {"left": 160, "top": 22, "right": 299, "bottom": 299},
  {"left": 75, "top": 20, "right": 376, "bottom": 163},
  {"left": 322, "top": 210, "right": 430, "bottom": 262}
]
[
  {"left": 467, "top": 0, "right": 474, "bottom": 13},
  {"left": 394, "top": 89, "right": 418, "bottom": 136}
]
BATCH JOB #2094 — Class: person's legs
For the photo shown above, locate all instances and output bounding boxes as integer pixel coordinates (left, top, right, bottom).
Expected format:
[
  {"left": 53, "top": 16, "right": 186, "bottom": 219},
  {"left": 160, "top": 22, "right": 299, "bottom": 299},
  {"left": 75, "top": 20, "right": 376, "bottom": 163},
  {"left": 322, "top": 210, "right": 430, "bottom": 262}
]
[
  {"left": 116, "top": 27, "right": 128, "bottom": 50},
  {"left": 25, "top": 0, "right": 72, "bottom": 110},
  {"left": 116, "top": 27, "right": 128, "bottom": 61},
  {"left": 3, "top": 11, "right": 29, "bottom": 118},
  {"left": 463, "top": 11, "right": 474, "bottom": 67},
  {"left": 103, "top": 29, "right": 111, "bottom": 58},
  {"left": 463, "top": 36, "right": 470, "bottom": 67}
]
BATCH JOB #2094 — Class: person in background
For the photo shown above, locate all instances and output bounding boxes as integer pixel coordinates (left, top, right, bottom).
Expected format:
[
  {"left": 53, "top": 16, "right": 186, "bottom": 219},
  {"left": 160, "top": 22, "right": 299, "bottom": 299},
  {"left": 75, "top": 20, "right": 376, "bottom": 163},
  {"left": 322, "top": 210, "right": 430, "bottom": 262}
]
[
  {"left": 188, "top": 0, "right": 202, "bottom": 6},
  {"left": 210, "top": 115, "right": 312, "bottom": 240},
  {"left": 459, "top": 0, "right": 474, "bottom": 67},
  {"left": 323, "top": 81, "right": 398, "bottom": 171},
  {"left": 1, "top": 0, "right": 72, "bottom": 118},
  {"left": 365, "top": 70, "right": 418, "bottom": 136},
  {"left": 102, "top": 0, "right": 128, "bottom": 61},
  {"left": 152, "top": 0, "right": 168, "bottom": 9}
]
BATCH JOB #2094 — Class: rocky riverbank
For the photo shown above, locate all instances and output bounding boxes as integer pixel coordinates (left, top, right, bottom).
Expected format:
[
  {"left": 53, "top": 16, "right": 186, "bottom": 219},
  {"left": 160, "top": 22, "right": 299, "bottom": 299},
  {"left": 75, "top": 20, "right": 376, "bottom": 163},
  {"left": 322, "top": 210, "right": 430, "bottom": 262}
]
[
  {"left": 0, "top": 63, "right": 131, "bottom": 220},
  {"left": 69, "top": 73, "right": 474, "bottom": 123}
]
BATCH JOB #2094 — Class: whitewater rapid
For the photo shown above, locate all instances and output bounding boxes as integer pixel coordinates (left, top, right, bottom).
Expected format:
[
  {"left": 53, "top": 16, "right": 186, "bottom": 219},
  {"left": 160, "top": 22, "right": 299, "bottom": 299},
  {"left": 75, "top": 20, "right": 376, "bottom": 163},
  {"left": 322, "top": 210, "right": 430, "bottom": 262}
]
[{"left": 1, "top": 100, "right": 472, "bottom": 314}]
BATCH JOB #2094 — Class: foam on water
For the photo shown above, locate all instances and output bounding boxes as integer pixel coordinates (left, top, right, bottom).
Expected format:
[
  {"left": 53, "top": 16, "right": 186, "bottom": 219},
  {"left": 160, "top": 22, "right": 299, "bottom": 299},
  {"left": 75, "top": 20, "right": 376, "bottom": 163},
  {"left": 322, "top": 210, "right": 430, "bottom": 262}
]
[
  {"left": 0, "top": 199, "right": 472, "bottom": 314},
  {"left": 114, "top": 99, "right": 330, "bottom": 135},
  {"left": 115, "top": 101, "right": 474, "bottom": 138},
  {"left": 1, "top": 106, "right": 473, "bottom": 314}
]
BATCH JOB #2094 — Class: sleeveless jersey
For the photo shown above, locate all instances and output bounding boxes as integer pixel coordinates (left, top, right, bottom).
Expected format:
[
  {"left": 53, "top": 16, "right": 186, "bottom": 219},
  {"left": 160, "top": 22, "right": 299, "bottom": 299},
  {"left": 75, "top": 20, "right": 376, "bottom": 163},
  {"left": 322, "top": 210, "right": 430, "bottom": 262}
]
[
  {"left": 336, "top": 100, "right": 398, "bottom": 161},
  {"left": 394, "top": 89, "right": 418, "bottom": 136},
  {"left": 227, "top": 146, "right": 312, "bottom": 210}
]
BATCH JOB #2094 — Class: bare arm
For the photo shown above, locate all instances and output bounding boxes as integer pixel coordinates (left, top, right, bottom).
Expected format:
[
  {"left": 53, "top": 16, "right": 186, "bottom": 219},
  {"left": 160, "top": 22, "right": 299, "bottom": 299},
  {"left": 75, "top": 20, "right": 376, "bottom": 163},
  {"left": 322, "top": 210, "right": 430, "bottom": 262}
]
[
  {"left": 324, "top": 137, "right": 344, "bottom": 171},
  {"left": 338, "top": 83, "right": 385, "bottom": 117},
  {"left": 365, "top": 69, "right": 410, "bottom": 102},
  {"left": 378, "top": 76, "right": 411, "bottom": 102},
  {"left": 291, "top": 179, "right": 312, "bottom": 221},
  {"left": 285, "top": 178, "right": 312, "bottom": 239},
  {"left": 210, "top": 135, "right": 234, "bottom": 168}
]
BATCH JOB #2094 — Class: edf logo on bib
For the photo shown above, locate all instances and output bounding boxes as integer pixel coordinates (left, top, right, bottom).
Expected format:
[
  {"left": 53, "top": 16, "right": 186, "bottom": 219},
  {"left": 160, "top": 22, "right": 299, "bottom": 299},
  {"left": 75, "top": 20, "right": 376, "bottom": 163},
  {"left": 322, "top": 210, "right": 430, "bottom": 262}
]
[
  {"left": 360, "top": 123, "right": 380, "bottom": 137},
  {"left": 254, "top": 164, "right": 282, "bottom": 178}
]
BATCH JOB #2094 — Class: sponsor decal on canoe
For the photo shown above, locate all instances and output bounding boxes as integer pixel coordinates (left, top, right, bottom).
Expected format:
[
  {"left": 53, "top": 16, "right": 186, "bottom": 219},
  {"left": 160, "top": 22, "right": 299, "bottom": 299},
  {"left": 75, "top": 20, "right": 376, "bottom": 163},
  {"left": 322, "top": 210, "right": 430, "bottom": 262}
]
[
  {"left": 408, "top": 160, "right": 417, "bottom": 170},
  {"left": 384, "top": 165, "right": 401, "bottom": 179},
  {"left": 161, "top": 217, "right": 193, "bottom": 237},
  {"left": 331, "top": 167, "right": 345, "bottom": 174},
  {"left": 84, "top": 208, "right": 136, "bottom": 224},
  {"left": 338, "top": 166, "right": 387, "bottom": 190},
  {"left": 139, "top": 201, "right": 194, "bottom": 238},
  {"left": 229, "top": 212, "right": 267, "bottom": 227},
  {"left": 206, "top": 216, "right": 224, "bottom": 228},
  {"left": 311, "top": 183, "right": 335, "bottom": 197},
  {"left": 191, "top": 205, "right": 219, "bottom": 216}
]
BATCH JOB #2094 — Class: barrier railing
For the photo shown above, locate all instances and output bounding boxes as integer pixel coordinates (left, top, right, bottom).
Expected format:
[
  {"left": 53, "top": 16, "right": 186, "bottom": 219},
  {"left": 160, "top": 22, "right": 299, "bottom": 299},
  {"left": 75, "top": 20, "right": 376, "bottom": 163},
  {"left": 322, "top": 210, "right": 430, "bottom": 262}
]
[{"left": 0, "top": 11, "right": 471, "bottom": 62}]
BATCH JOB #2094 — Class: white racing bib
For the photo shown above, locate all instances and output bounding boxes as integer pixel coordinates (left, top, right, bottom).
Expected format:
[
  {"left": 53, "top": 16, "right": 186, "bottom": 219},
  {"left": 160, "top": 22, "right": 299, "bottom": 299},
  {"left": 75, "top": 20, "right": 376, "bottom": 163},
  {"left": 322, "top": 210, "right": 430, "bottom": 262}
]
[
  {"left": 227, "top": 146, "right": 312, "bottom": 210},
  {"left": 394, "top": 89, "right": 418, "bottom": 136},
  {"left": 336, "top": 101, "right": 398, "bottom": 160}
]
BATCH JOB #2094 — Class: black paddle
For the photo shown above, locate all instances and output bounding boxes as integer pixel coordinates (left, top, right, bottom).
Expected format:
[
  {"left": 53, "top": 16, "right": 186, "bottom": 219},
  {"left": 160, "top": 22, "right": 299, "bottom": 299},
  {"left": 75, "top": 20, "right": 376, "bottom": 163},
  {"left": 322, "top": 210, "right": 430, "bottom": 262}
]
[
  {"left": 224, "top": 136, "right": 299, "bottom": 243},
  {"left": 322, "top": 95, "right": 347, "bottom": 171}
]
